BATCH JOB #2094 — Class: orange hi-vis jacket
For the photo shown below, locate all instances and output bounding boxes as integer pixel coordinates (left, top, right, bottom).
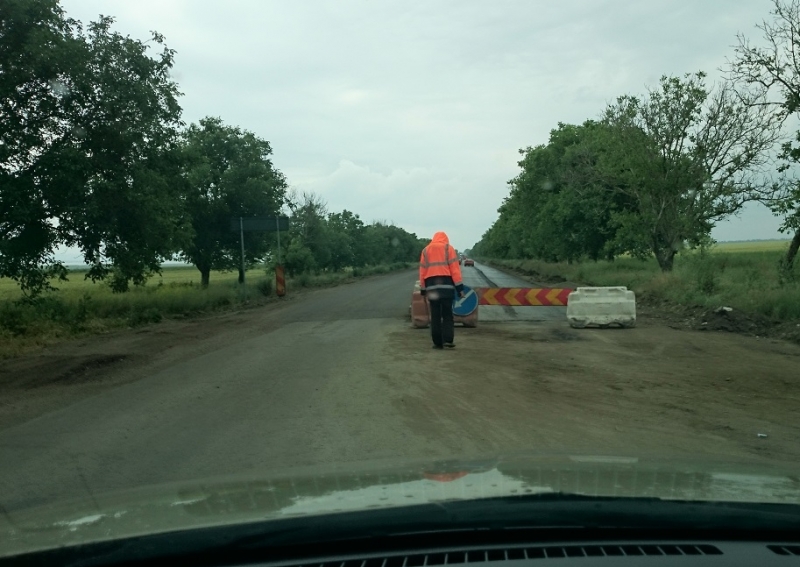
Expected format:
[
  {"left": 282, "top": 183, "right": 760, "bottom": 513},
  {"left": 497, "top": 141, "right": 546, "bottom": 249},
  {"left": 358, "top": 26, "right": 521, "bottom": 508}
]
[{"left": 419, "top": 231, "right": 463, "bottom": 294}]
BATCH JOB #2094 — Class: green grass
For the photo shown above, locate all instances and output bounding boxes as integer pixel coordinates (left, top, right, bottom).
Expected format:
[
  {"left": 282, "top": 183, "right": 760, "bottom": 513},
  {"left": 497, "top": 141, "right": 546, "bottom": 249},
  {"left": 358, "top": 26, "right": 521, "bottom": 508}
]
[
  {"left": 0, "top": 265, "right": 265, "bottom": 301},
  {"left": 484, "top": 245, "right": 800, "bottom": 322},
  {"left": 0, "top": 262, "right": 415, "bottom": 359},
  {"left": 713, "top": 239, "right": 792, "bottom": 253}
]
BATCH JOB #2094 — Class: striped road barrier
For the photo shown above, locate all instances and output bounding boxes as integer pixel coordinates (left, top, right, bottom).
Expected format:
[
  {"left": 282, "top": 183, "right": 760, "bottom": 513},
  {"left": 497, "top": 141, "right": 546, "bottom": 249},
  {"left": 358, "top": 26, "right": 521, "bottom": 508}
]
[{"left": 476, "top": 287, "right": 571, "bottom": 306}]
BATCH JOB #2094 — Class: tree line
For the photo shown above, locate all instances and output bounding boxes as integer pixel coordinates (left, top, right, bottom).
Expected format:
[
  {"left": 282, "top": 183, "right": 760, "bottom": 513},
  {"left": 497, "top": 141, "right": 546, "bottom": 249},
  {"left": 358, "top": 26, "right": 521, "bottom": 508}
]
[
  {"left": 473, "top": 0, "right": 800, "bottom": 273},
  {"left": 1, "top": 0, "right": 424, "bottom": 296}
]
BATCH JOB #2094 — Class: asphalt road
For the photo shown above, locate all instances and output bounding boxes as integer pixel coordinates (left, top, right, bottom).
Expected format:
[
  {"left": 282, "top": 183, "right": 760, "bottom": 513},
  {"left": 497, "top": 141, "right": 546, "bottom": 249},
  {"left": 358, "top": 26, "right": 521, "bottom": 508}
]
[
  {"left": 4, "top": 264, "right": 799, "bottom": 515},
  {"left": 0, "top": 264, "right": 561, "bottom": 512},
  {"left": 0, "top": 269, "right": 423, "bottom": 511},
  {"left": 461, "top": 261, "right": 567, "bottom": 322}
]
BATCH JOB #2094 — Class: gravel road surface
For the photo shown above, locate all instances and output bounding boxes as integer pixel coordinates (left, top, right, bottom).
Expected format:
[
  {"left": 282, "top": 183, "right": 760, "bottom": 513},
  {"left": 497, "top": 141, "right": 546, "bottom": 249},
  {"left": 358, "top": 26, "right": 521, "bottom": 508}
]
[{"left": 461, "top": 261, "right": 567, "bottom": 322}]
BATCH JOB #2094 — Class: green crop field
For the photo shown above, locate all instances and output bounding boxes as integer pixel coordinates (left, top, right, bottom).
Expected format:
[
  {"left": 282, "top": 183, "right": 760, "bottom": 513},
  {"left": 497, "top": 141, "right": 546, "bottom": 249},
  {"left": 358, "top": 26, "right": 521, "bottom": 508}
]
[
  {"left": 713, "top": 240, "right": 792, "bottom": 253},
  {"left": 0, "top": 265, "right": 264, "bottom": 301}
]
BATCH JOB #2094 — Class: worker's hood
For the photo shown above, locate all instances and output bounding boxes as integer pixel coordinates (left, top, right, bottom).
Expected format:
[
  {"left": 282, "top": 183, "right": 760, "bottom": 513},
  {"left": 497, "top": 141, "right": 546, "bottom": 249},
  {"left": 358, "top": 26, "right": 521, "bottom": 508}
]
[
  {"left": 431, "top": 231, "right": 450, "bottom": 245},
  {"left": 3, "top": 454, "right": 800, "bottom": 560}
]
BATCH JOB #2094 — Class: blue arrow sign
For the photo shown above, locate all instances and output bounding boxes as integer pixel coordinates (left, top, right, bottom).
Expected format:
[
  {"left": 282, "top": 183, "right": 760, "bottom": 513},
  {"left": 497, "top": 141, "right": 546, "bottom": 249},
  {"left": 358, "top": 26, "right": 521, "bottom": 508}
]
[{"left": 453, "top": 284, "right": 478, "bottom": 316}]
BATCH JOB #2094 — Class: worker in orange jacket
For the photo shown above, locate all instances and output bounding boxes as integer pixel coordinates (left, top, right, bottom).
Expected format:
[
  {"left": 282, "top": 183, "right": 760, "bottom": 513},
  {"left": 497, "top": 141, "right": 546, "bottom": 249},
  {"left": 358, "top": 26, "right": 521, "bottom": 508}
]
[{"left": 419, "top": 231, "right": 464, "bottom": 349}]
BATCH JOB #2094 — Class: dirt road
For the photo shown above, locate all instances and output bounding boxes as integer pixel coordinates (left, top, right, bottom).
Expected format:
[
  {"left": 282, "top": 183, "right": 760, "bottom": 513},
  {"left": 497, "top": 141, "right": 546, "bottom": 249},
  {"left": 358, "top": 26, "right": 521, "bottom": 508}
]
[{"left": 1, "top": 265, "right": 799, "bottom": 512}]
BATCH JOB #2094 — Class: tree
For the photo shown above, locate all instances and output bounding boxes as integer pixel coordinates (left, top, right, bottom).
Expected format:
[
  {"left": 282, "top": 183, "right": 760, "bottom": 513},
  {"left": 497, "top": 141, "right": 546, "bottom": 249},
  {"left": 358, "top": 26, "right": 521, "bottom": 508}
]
[
  {"left": 286, "top": 192, "right": 331, "bottom": 271},
  {"left": 593, "top": 73, "right": 780, "bottom": 271},
  {"left": 474, "top": 76, "right": 778, "bottom": 270},
  {"left": 472, "top": 122, "right": 630, "bottom": 262},
  {"left": 179, "top": 117, "right": 287, "bottom": 286},
  {"left": 283, "top": 239, "right": 315, "bottom": 276},
  {"left": 362, "top": 222, "right": 424, "bottom": 264},
  {"left": 279, "top": 191, "right": 423, "bottom": 275},
  {"left": 732, "top": 0, "right": 800, "bottom": 267},
  {"left": 328, "top": 210, "right": 365, "bottom": 267},
  {"left": 1, "top": 1, "right": 187, "bottom": 294},
  {"left": 508, "top": 122, "right": 629, "bottom": 262}
]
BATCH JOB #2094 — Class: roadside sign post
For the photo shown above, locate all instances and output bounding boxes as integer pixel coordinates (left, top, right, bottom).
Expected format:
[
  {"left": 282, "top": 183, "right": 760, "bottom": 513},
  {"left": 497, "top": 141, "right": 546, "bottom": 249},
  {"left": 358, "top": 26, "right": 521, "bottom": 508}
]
[
  {"left": 275, "top": 215, "right": 285, "bottom": 297},
  {"left": 230, "top": 215, "right": 290, "bottom": 297},
  {"left": 239, "top": 216, "right": 246, "bottom": 288}
]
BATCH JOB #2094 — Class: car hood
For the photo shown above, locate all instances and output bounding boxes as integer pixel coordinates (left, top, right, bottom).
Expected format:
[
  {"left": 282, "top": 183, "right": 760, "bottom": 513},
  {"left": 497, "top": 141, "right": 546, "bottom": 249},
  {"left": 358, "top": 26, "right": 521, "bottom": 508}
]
[{"left": 3, "top": 454, "right": 800, "bottom": 559}]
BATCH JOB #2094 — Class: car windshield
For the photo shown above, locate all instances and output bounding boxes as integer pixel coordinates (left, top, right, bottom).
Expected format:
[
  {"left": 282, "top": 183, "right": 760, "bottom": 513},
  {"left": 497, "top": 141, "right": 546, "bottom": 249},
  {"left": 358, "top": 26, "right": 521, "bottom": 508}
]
[{"left": 2, "top": 0, "right": 800, "bottom": 560}]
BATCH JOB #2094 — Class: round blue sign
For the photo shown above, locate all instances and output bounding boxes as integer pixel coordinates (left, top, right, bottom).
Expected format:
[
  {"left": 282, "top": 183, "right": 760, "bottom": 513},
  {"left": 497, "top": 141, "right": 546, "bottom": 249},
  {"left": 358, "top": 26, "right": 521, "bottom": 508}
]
[{"left": 453, "top": 284, "right": 478, "bottom": 316}]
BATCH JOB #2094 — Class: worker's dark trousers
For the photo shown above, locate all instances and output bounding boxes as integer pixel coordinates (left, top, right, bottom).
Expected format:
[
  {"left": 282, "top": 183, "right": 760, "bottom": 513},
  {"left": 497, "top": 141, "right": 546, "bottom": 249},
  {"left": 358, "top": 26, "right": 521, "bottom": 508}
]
[{"left": 429, "top": 298, "right": 454, "bottom": 347}]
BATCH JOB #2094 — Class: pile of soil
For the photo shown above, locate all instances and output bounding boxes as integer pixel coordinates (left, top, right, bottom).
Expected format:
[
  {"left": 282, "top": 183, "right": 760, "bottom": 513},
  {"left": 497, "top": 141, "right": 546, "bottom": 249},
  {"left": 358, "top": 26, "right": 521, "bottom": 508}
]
[{"left": 638, "top": 298, "right": 800, "bottom": 344}]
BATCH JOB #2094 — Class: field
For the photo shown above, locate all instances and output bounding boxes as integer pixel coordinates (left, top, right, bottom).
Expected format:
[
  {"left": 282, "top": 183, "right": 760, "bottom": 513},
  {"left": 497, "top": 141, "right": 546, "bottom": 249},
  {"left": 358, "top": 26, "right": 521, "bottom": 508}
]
[
  {"left": 483, "top": 240, "right": 800, "bottom": 340},
  {"left": 712, "top": 239, "right": 792, "bottom": 253},
  {"left": 0, "top": 265, "right": 256, "bottom": 300},
  {"left": 0, "top": 263, "right": 412, "bottom": 359}
]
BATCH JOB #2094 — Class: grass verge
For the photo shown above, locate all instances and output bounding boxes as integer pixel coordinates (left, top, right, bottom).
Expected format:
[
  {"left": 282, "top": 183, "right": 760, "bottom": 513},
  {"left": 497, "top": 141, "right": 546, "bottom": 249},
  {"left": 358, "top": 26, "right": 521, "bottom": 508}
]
[
  {"left": 480, "top": 247, "right": 800, "bottom": 339},
  {"left": 0, "top": 262, "right": 414, "bottom": 359}
]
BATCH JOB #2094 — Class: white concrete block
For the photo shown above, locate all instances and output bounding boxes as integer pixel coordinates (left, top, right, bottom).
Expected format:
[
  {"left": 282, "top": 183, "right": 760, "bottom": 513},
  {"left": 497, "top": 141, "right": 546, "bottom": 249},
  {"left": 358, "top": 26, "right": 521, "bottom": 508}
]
[{"left": 567, "top": 286, "right": 636, "bottom": 328}]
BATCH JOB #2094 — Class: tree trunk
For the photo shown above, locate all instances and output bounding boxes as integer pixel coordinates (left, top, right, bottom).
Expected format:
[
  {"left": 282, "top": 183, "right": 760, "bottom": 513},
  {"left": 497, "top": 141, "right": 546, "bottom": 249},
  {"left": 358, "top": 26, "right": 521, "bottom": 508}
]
[
  {"left": 786, "top": 229, "right": 800, "bottom": 268},
  {"left": 655, "top": 247, "right": 676, "bottom": 271},
  {"left": 198, "top": 265, "right": 210, "bottom": 287},
  {"left": 238, "top": 267, "right": 245, "bottom": 284}
]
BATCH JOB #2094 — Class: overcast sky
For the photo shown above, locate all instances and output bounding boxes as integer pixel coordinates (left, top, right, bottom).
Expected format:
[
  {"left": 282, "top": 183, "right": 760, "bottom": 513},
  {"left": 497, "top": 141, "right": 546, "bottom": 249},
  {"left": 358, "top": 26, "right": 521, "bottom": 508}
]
[{"left": 59, "top": 0, "right": 788, "bottom": 258}]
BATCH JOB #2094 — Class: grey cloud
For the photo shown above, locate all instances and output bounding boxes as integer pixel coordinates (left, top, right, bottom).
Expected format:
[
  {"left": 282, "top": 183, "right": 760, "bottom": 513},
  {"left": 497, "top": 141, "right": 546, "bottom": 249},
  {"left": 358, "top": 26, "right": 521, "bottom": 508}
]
[{"left": 60, "top": 0, "right": 784, "bottom": 251}]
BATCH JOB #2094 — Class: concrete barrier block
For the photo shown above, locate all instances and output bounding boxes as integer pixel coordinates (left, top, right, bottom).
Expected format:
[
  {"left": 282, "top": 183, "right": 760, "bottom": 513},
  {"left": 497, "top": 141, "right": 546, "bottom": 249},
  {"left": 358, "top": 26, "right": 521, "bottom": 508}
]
[
  {"left": 411, "top": 289, "right": 430, "bottom": 328},
  {"left": 567, "top": 286, "right": 636, "bottom": 328}
]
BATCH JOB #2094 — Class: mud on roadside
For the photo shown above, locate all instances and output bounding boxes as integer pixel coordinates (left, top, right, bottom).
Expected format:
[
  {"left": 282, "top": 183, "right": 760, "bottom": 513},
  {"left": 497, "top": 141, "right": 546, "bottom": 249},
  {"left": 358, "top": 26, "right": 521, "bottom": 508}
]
[{"left": 395, "top": 315, "right": 800, "bottom": 467}]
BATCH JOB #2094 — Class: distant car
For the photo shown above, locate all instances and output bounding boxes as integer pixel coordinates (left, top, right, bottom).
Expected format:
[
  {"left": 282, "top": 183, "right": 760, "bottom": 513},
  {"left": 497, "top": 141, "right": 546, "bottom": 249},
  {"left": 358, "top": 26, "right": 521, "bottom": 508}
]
[{"left": 463, "top": 258, "right": 474, "bottom": 267}]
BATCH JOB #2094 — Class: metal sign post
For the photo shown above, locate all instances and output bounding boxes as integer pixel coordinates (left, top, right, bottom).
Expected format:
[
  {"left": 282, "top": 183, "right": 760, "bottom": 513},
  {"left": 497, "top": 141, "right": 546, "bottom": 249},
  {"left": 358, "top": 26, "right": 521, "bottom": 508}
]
[
  {"left": 239, "top": 216, "right": 245, "bottom": 288},
  {"left": 230, "top": 216, "right": 290, "bottom": 297},
  {"left": 275, "top": 215, "right": 285, "bottom": 296}
]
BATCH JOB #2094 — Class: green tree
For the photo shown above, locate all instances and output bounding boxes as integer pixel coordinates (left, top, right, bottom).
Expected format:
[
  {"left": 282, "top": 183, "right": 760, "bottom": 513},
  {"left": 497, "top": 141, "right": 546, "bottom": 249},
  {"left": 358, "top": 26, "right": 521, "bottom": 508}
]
[
  {"left": 280, "top": 191, "right": 423, "bottom": 274},
  {"left": 1, "top": 1, "right": 187, "bottom": 294},
  {"left": 179, "top": 117, "right": 287, "bottom": 286},
  {"left": 361, "top": 222, "right": 422, "bottom": 265},
  {"left": 510, "top": 122, "right": 628, "bottom": 262},
  {"left": 473, "top": 122, "right": 628, "bottom": 262},
  {"left": 283, "top": 239, "right": 315, "bottom": 276},
  {"left": 732, "top": 0, "right": 800, "bottom": 267},
  {"left": 328, "top": 210, "right": 365, "bottom": 267},
  {"left": 0, "top": 0, "right": 74, "bottom": 295},
  {"left": 286, "top": 192, "right": 331, "bottom": 271},
  {"left": 594, "top": 73, "right": 779, "bottom": 270}
]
